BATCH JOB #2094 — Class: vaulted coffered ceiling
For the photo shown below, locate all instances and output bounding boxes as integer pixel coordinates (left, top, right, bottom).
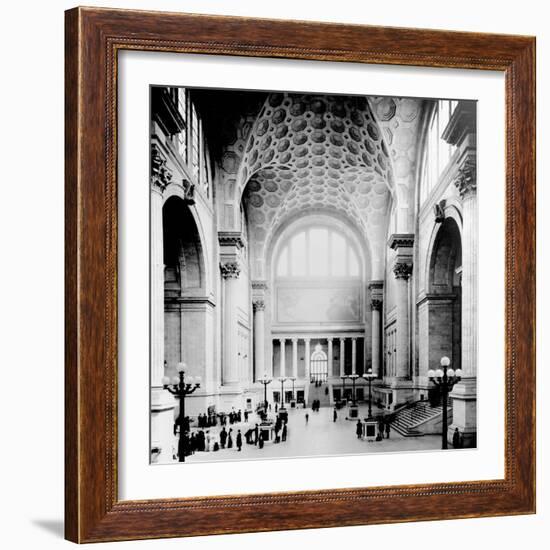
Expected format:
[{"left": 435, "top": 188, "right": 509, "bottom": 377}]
[{"left": 198, "top": 89, "right": 424, "bottom": 279}]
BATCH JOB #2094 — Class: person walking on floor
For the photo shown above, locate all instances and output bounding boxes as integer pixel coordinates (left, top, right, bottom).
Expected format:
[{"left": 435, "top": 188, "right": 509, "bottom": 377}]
[
  {"left": 254, "top": 423, "right": 259, "bottom": 445},
  {"left": 333, "top": 408, "right": 338, "bottom": 422},
  {"left": 282, "top": 422, "right": 287, "bottom": 442},
  {"left": 305, "top": 412, "right": 309, "bottom": 424},
  {"left": 258, "top": 431, "right": 264, "bottom": 449},
  {"left": 220, "top": 427, "right": 227, "bottom": 449},
  {"left": 356, "top": 419, "right": 363, "bottom": 439},
  {"left": 227, "top": 428, "right": 233, "bottom": 449},
  {"left": 385, "top": 421, "right": 391, "bottom": 439},
  {"left": 236, "top": 430, "right": 242, "bottom": 452}
]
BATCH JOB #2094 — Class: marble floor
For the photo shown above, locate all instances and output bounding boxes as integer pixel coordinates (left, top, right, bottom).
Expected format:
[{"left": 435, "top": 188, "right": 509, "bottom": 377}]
[{"left": 180, "top": 404, "right": 444, "bottom": 464}]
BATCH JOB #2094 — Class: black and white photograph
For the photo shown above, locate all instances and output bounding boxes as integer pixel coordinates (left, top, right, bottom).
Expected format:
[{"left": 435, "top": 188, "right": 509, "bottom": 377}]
[{"left": 149, "top": 86, "right": 478, "bottom": 464}]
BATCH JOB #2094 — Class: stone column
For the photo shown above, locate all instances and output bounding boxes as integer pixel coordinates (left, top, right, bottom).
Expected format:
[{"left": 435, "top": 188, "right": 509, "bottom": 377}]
[
  {"left": 327, "top": 338, "right": 333, "bottom": 377},
  {"left": 219, "top": 232, "right": 244, "bottom": 389},
  {"left": 151, "top": 173, "right": 166, "bottom": 389},
  {"left": 450, "top": 155, "right": 477, "bottom": 447},
  {"left": 393, "top": 264, "right": 412, "bottom": 378},
  {"left": 389, "top": 235, "right": 414, "bottom": 381},
  {"left": 279, "top": 338, "right": 286, "bottom": 378},
  {"left": 150, "top": 144, "right": 175, "bottom": 464},
  {"left": 220, "top": 261, "right": 241, "bottom": 385},
  {"left": 340, "top": 338, "right": 345, "bottom": 376},
  {"left": 368, "top": 281, "right": 384, "bottom": 378},
  {"left": 351, "top": 338, "right": 357, "bottom": 374},
  {"left": 253, "top": 299, "right": 265, "bottom": 379},
  {"left": 292, "top": 338, "right": 298, "bottom": 378},
  {"left": 304, "top": 338, "right": 311, "bottom": 380},
  {"left": 252, "top": 280, "right": 268, "bottom": 379}
]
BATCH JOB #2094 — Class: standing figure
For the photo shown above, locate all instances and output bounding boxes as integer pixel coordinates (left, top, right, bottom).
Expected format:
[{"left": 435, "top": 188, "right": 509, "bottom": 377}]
[
  {"left": 236, "top": 430, "right": 243, "bottom": 452},
  {"left": 333, "top": 408, "right": 338, "bottom": 422},
  {"left": 205, "top": 430, "right": 211, "bottom": 452},
  {"left": 220, "top": 427, "right": 228, "bottom": 449},
  {"left": 305, "top": 412, "right": 309, "bottom": 424},
  {"left": 385, "top": 421, "right": 391, "bottom": 439},
  {"left": 356, "top": 419, "right": 363, "bottom": 439},
  {"left": 453, "top": 427, "right": 461, "bottom": 449},
  {"left": 282, "top": 422, "right": 287, "bottom": 442},
  {"left": 254, "top": 423, "right": 259, "bottom": 445},
  {"left": 258, "top": 432, "right": 265, "bottom": 449},
  {"left": 227, "top": 428, "right": 233, "bottom": 449}
]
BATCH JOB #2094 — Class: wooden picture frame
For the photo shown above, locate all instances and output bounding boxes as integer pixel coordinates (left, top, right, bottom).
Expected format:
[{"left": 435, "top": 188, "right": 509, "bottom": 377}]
[{"left": 65, "top": 6, "right": 536, "bottom": 543}]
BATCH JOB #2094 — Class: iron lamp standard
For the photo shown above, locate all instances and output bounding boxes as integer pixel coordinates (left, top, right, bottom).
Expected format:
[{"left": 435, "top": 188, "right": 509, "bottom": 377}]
[
  {"left": 427, "top": 356, "right": 462, "bottom": 450},
  {"left": 361, "top": 368, "right": 376, "bottom": 420},
  {"left": 162, "top": 362, "right": 201, "bottom": 462},
  {"left": 348, "top": 374, "right": 359, "bottom": 405},
  {"left": 278, "top": 377, "right": 287, "bottom": 408},
  {"left": 258, "top": 375, "right": 272, "bottom": 411},
  {"left": 340, "top": 375, "right": 347, "bottom": 403},
  {"left": 289, "top": 376, "right": 296, "bottom": 404}
]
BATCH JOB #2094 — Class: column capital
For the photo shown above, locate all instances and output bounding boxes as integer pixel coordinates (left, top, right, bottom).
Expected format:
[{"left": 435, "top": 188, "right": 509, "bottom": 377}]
[
  {"left": 393, "top": 262, "right": 413, "bottom": 280},
  {"left": 327, "top": 336, "right": 333, "bottom": 342},
  {"left": 151, "top": 144, "right": 172, "bottom": 192},
  {"left": 454, "top": 155, "right": 477, "bottom": 198},
  {"left": 220, "top": 261, "right": 241, "bottom": 279},
  {"left": 252, "top": 299, "right": 265, "bottom": 312},
  {"left": 279, "top": 337, "right": 286, "bottom": 343},
  {"left": 371, "top": 298, "right": 383, "bottom": 311}
]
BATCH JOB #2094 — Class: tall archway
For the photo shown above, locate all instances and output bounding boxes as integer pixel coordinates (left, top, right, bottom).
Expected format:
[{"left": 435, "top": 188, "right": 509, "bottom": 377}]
[
  {"left": 310, "top": 344, "right": 329, "bottom": 383},
  {"left": 162, "top": 196, "right": 212, "bottom": 394},
  {"left": 418, "top": 217, "right": 462, "bottom": 388}
]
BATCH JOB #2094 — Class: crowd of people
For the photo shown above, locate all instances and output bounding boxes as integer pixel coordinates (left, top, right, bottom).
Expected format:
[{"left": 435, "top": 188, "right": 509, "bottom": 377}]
[{"left": 174, "top": 406, "right": 290, "bottom": 459}]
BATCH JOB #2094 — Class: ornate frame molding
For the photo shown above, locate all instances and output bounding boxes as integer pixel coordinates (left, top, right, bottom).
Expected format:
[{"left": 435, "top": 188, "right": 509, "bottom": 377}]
[{"left": 65, "top": 7, "right": 535, "bottom": 543}]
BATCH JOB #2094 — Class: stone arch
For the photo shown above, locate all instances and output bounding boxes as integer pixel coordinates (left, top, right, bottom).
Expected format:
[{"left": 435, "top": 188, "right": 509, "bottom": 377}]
[
  {"left": 163, "top": 183, "right": 212, "bottom": 295},
  {"left": 162, "top": 196, "right": 206, "bottom": 297},
  {"left": 162, "top": 196, "right": 215, "bottom": 391},
  {"left": 237, "top": 92, "right": 394, "bottom": 278},
  {"left": 418, "top": 216, "right": 462, "bottom": 381}
]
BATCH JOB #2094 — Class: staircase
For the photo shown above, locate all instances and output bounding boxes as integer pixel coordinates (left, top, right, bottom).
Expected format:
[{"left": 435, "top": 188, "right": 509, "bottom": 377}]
[
  {"left": 307, "top": 381, "right": 331, "bottom": 408},
  {"left": 390, "top": 401, "right": 452, "bottom": 437}
]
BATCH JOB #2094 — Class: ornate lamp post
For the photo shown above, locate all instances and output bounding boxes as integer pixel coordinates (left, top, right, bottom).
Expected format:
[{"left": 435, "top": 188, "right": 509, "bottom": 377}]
[
  {"left": 348, "top": 374, "right": 359, "bottom": 405},
  {"left": 340, "top": 375, "right": 347, "bottom": 402},
  {"left": 278, "top": 377, "right": 287, "bottom": 408},
  {"left": 162, "top": 362, "right": 201, "bottom": 462},
  {"left": 362, "top": 368, "right": 376, "bottom": 420},
  {"left": 258, "top": 374, "right": 272, "bottom": 410},
  {"left": 427, "top": 356, "right": 462, "bottom": 450},
  {"left": 289, "top": 376, "right": 296, "bottom": 401}
]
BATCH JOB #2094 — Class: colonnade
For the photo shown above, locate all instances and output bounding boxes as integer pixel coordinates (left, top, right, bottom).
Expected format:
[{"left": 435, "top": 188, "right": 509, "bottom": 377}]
[{"left": 269, "top": 336, "right": 366, "bottom": 379}]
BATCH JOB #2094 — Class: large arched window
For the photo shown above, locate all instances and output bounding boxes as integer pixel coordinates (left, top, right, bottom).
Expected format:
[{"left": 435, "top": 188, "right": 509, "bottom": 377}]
[
  {"left": 275, "top": 226, "right": 360, "bottom": 278},
  {"left": 420, "top": 100, "right": 458, "bottom": 205}
]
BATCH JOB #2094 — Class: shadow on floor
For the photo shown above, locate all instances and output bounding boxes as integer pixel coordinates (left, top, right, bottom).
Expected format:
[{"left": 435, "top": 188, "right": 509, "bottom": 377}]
[{"left": 31, "top": 519, "right": 64, "bottom": 539}]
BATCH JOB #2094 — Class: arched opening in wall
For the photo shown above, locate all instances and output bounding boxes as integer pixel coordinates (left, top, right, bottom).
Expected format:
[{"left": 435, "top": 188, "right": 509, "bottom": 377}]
[
  {"left": 310, "top": 344, "right": 328, "bottom": 383},
  {"left": 420, "top": 217, "right": 462, "bottom": 404},
  {"left": 162, "top": 196, "right": 207, "bottom": 381}
]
